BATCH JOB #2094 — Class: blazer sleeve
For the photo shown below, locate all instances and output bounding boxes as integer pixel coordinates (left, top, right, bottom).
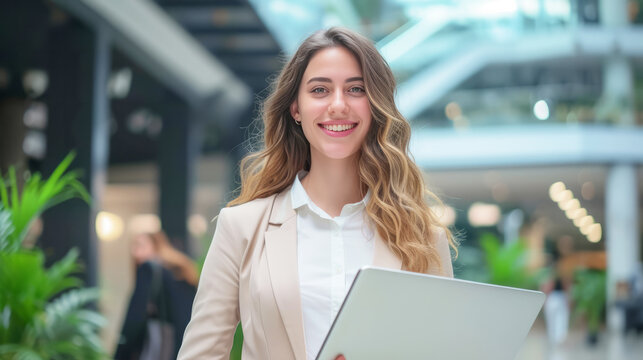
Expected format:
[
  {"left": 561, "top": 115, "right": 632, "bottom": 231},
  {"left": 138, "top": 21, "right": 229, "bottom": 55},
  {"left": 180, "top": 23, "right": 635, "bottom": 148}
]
[
  {"left": 177, "top": 208, "right": 243, "bottom": 359},
  {"left": 429, "top": 227, "right": 454, "bottom": 278}
]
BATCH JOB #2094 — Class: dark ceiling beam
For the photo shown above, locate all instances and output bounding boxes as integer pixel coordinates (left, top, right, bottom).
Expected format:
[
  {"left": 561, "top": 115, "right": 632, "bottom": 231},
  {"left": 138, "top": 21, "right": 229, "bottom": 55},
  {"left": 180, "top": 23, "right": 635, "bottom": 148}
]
[
  {"left": 195, "top": 32, "right": 278, "bottom": 53},
  {"left": 164, "top": 6, "right": 262, "bottom": 30},
  {"left": 155, "top": 0, "right": 245, "bottom": 7},
  {"left": 52, "top": 0, "right": 251, "bottom": 111}
]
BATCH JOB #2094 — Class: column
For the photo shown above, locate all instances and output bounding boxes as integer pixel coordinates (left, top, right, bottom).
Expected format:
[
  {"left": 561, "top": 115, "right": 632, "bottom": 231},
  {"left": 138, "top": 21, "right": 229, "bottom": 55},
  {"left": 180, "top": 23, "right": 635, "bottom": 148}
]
[
  {"left": 605, "top": 165, "right": 640, "bottom": 328},
  {"left": 40, "top": 19, "right": 110, "bottom": 288},
  {"left": 158, "top": 95, "right": 203, "bottom": 255}
]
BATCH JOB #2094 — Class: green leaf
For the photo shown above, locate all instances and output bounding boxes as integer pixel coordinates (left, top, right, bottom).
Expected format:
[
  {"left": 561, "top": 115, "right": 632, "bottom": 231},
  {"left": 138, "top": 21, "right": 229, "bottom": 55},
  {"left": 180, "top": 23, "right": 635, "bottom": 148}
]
[
  {"left": 1, "top": 151, "right": 90, "bottom": 250},
  {"left": 0, "top": 173, "right": 10, "bottom": 210},
  {"left": 0, "top": 205, "right": 16, "bottom": 252}
]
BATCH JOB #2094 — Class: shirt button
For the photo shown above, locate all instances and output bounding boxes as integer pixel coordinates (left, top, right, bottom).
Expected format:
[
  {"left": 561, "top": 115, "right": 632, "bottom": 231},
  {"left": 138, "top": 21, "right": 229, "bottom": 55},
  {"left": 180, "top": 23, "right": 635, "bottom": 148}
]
[{"left": 334, "top": 265, "right": 341, "bottom": 274}]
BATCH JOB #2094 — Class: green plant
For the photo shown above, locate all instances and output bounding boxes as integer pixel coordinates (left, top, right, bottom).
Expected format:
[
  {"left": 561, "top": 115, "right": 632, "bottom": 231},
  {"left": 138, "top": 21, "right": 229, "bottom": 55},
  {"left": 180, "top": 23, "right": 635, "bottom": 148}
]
[
  {"left": 0, "top": 153, "right": 107, "bottom": 359},
  {"left": 0, "top": 153, "right": 90, "bottom": 253},
  {"left": 479, "top": 233, "right": 549, "bottom": 290},
  {"left": 571, "top": 269, "right": 607, "bottom": 334}
]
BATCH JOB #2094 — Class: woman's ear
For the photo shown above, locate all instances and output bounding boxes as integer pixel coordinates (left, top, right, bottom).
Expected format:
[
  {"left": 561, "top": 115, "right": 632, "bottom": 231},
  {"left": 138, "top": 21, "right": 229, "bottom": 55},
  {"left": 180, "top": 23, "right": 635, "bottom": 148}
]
[{"left": 290, "top": 100, "right": 300, "bottom": 121}]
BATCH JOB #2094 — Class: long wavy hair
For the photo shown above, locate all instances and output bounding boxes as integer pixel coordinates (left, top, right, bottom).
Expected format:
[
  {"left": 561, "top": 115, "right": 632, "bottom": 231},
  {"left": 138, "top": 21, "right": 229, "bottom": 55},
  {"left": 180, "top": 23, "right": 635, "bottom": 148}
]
[{"left": 229, "top": 27, "right": 457, "bottom": 274}]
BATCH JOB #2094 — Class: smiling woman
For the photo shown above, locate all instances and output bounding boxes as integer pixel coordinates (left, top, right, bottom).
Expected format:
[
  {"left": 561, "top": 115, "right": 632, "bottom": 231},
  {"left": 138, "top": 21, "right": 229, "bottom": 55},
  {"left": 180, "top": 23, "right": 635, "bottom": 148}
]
[
  {"left": 292, "top": 46, "right": 372, "bottom": 166},
  {"left": 178, "top": 27, "right": 457, "bottom": 360}
]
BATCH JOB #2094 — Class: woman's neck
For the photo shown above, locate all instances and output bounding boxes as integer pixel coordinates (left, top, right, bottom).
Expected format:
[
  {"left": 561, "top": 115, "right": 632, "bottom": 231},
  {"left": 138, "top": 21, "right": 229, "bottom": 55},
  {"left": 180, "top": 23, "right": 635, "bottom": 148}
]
[{"left": 301, "top": 155, "right": 362, "bottom": 217}]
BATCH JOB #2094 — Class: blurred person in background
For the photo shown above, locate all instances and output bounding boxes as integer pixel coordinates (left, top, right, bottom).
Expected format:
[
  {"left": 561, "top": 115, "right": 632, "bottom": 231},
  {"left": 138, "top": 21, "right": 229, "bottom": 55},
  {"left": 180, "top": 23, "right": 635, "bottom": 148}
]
[
  {"left": 115, "top": 231, "right": 198, "bottom": 360},
  {"left": 178, "top": 27, "right": 457, "bottom": 360}
]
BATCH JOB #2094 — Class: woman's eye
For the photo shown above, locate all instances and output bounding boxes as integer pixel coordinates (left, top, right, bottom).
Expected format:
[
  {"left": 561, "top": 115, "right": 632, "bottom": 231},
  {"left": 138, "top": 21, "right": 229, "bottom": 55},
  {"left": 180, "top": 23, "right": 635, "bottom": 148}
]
[
  {"left": 311, "top": 88, "right": 327, "bottom": 94},
  {"left": 348, "top": 86, "right": 365, "bottom": 93}
]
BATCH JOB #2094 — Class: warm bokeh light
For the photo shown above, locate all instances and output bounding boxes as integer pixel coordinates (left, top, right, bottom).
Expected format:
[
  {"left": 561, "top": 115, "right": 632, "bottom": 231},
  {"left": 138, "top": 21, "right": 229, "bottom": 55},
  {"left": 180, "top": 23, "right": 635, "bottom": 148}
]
[
  {"left": 445, "top": 101, "right": 462, "bottom": 120},
  {"left": 577, "top": 215, "right": 595, "bottom": 230},
  {"left": 96, "top": 211, "right": 124, "bottom": 242},
  {"left": 586, "top": 223, "right": 602, "bottom": 243},
  {"left": 570, "top": 208, "right": 588, "bottom": 225},
  {"left": 551, "top": 189, "right": 573, "bottom": 203},
  {"left": 467, "top": 202, "right": 501, "bottom": 227},
  {"left": 548, "top": 181, "right": 566, "bottom": 200},
  {"left": 188, "top": 214, "right": 208, "bottom": 237},
  {"left": 128, "top": 213, "right": 161, "bottom": 235},
  {"left": 559, "top": 198, "right": 580, "bottom": 211}
]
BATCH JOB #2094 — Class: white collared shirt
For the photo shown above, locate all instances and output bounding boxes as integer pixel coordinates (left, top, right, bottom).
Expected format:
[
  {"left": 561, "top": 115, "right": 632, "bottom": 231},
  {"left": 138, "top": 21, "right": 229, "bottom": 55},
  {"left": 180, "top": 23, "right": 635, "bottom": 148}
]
[{"left": 291, "top": 172, "right": 375, "bottom": 360}]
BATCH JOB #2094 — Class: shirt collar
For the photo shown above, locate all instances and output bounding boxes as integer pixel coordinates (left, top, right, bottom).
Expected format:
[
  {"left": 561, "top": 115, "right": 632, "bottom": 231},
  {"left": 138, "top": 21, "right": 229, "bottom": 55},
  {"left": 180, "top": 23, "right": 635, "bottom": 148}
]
[{"left": 290, "top": 170, "right": 370, "bottom": 218}]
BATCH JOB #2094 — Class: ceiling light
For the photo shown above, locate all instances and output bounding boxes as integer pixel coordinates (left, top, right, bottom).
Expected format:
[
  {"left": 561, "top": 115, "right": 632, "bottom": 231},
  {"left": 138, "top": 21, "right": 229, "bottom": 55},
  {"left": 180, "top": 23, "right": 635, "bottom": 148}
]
[
  {"left": 559, "top": 198, "right": 580, "bottom": 212},
  {"left": 96, "top": 211, "right": 124, "bottom": 242},
  {"left": 586, "top": 223, "right": 602, "bottom": 243},
  {"left": 533, "top": 100, "right": 550, "bottom": 120},
  {"left": 552, "top": 189, "right": 573, "bottom": 203},
  {"left": 468, "top": 202, "right": 501, "bottom": 227},
  {"left": 548, "top": 181, "right": 566, "bottom": 200}
]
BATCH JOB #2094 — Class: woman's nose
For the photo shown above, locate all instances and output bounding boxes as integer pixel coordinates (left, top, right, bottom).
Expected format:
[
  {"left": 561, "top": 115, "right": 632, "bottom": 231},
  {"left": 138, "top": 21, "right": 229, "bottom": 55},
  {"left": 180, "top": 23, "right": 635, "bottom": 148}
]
[{"left": 328, "top": 92, "right": 348, "bottom": 116}]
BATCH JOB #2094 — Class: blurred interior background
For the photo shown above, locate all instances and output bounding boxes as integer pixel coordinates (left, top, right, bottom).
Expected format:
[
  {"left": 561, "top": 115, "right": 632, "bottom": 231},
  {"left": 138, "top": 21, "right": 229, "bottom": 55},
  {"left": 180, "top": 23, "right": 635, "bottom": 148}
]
[{"left": 1, "top": 0, "right": 642, "bottom": 359}]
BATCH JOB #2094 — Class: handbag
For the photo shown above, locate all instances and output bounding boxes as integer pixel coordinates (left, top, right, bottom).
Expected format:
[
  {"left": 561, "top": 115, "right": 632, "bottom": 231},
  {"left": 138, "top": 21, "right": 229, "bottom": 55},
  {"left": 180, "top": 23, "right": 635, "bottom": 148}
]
[{"left": 140, "top": 261, "right": 175, "bottom": 360}]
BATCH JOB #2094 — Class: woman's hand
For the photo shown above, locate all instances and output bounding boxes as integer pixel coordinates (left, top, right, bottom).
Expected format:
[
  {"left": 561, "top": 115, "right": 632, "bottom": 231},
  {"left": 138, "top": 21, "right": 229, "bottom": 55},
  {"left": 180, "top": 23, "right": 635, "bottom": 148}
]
[{"left": 334, "top": 355, "right": 345, "bottom": 360}]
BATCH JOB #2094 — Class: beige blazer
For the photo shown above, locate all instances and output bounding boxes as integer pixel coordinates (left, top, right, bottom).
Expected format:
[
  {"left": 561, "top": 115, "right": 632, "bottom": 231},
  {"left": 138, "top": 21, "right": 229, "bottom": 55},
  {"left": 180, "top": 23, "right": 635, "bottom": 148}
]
[{"left": 177, "top": 188, "right": 453, "bottom": 360}]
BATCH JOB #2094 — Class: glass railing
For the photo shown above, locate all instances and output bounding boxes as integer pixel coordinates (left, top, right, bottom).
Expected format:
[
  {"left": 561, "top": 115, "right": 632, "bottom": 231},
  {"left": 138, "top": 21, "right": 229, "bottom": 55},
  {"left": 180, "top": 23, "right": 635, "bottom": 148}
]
[{"left": 248, "top": 0, "right": 641, "bottom": 128}]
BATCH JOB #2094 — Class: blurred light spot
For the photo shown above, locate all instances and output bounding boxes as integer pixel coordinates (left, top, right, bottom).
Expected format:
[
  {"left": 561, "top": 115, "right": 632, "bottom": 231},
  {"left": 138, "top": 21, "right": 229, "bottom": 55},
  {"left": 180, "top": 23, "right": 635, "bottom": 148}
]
[
  {"left": 581, "top": 181, "right": 595, "bottom": 200},
  {"left": 22, "top": 69, "right": 48, "bottom": 98},
  {"left": 468, "top": 202, "right": 501, "bottom": 227},
  {"left": 129, "top": 214, "right": 161, "bottom": 235},
  {"left": 96, "top": 211, "right": 124, "bottom": 242},
  {"left": 519, "top": 0, "right": 539, "bottom": 17},
  {"left": 545, "top": 0, "right": 571, "bottom": 16},
  {"left": 445, "top": 102, "right": 462, "bottom": 120},
  {"left": 559, "top": 198, "right": 580, "bottom": 212},
  {"left": 548, "top": 181, "right": 566, "bottom": 200},
  {"left": 551, "top": 189, "right": 573, "bottom": 203},
  {"left": 431, "top": 205, "right": 456, "bottom": 227},
  {"left": 108, "top": 68, "right": 132, "bottom": 99},
  {"left": 188, "top": 214, "right": 208, "bottom": 238},
  {"left": 22, "top": 131, "right": 46, "bottom": 159},
  {"left": 127, "top": 108, "right": 163, "bottom": 137},
  {"left": 577, "top": 215, "right": 594, "bottom": 230},
  {"left": 570, "top": 208, "right": 588, "bottom": 225},
  {"left": 23, "top": 102, "right": 48, "bottom": 129},
  {"left": 533, "top": 100, "right": 550, "bottom": 120},
  {"left": 586, "top": 223, "right": 602, "bottom": 243}
]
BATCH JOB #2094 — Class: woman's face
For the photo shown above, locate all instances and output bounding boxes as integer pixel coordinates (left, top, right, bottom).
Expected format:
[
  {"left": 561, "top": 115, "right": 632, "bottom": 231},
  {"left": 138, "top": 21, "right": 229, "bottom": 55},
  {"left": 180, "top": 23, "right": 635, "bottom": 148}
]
[
  {"left": 131, "top": 234, "right": 156, "bottom": 265},
  {"left": 290, "top": 46, "right": 372, "bottom": 163}
]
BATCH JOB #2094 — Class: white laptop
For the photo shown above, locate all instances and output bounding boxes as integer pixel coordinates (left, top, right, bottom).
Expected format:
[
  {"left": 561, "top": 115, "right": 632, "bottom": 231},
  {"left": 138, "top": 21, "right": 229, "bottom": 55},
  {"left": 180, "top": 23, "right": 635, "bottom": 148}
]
[{"left": 316, "top": 266, "right": 545, "bottom": 360}]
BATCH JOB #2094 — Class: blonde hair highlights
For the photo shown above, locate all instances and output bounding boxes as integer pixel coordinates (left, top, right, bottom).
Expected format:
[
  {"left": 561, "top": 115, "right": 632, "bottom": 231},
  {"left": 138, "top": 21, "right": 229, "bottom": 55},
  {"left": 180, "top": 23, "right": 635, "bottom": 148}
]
[{"left": 229, "top": 27, "right": 457, "bottom": 273}]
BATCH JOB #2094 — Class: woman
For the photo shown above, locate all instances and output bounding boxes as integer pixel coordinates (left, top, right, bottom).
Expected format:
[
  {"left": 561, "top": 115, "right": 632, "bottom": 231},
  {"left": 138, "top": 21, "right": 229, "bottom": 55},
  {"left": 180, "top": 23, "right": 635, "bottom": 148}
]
[
  {"left": 115, "top": 231, "right": 198, "bottom": 360},
  {"left": 178, "top": 27, "right": 457, "bottom": 360}
]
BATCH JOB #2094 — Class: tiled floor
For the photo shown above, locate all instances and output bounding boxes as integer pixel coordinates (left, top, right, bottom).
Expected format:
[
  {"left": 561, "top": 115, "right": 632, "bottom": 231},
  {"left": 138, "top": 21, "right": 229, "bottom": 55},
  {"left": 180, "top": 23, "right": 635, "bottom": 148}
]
[{"left": 516, "top": 319, "right": 643, "bottom": 360}]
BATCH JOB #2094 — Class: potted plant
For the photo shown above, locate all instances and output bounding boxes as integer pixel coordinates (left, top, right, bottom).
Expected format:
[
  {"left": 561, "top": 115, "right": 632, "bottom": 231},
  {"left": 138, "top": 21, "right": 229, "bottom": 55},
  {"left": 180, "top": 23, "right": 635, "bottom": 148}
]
[
  {"left": 571, "top": 268, "right": 607, "bottom": 345},
  {"left": 479, "top": 233, "right": 549, "bottom": 290},
  {"left": 0, "top": 153, "right": 108, "bottom": 359}
]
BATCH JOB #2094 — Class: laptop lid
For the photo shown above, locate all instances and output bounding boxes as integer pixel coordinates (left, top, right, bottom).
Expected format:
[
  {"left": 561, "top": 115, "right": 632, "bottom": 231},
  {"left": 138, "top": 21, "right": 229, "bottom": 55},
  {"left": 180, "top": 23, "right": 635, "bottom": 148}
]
[{"left": 316, "top": 266, "right": 545, "bottom": 360}]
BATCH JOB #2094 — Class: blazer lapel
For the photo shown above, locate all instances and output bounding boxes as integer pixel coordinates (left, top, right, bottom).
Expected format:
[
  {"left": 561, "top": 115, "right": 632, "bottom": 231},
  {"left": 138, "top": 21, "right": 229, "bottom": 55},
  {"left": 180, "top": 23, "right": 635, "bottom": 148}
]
[{"left": 264, "top": 190, "right": 307, "bottom": 360}]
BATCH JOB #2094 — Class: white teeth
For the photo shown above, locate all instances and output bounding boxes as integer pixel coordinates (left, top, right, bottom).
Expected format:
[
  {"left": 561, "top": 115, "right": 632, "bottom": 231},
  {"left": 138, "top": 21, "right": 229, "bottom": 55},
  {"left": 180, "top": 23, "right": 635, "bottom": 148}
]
[{"left": 323, "top": 124, "right": 355, "bottom": 132}]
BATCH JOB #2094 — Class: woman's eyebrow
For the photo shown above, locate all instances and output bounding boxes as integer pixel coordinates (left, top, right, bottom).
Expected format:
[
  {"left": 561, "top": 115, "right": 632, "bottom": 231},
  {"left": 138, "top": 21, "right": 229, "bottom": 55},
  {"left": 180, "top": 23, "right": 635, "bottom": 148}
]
[{"left": 306, "top": 76, "right": 364, "bottom": 84}]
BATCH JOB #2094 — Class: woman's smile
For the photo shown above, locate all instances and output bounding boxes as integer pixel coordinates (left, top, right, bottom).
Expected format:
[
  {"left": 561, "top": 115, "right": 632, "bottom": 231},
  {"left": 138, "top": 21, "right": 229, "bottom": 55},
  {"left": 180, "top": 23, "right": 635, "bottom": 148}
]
[{"left": 318, "top": 121, "right": 358, "bottom": 137}]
